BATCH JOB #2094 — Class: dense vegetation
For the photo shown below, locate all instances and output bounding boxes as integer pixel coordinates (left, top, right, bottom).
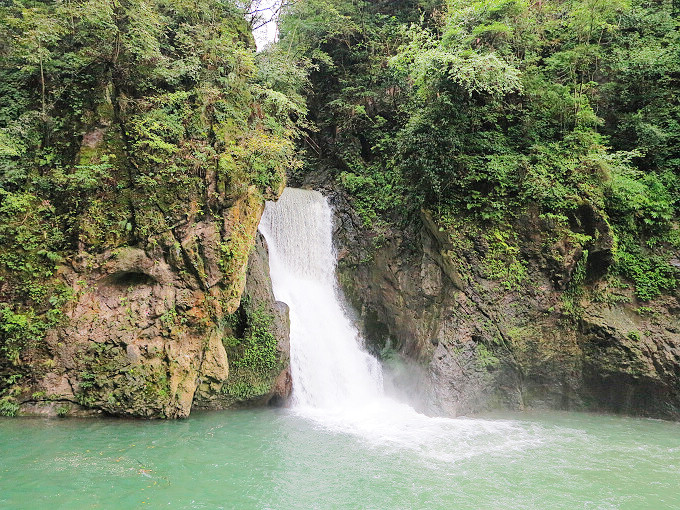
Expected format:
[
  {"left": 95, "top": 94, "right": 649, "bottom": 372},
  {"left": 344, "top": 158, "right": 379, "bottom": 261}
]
[
  {"left": 0, "top": 0, "right": 302, "bottom": 414},
  {"left": 278, "top": 0, "right": 679, "bottom": 302},
  {"left": 0, "top": 0, "right": 678, "bottom": 416}
]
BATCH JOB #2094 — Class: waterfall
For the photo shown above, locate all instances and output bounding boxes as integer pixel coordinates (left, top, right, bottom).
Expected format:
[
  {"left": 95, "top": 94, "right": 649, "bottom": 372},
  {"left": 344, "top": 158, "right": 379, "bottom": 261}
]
[
  {"left": 259, "top": 188, "right": 536, "bottom": 461},
  {"left": 258, "top": 188, "right": 383, "bottom": 409}
]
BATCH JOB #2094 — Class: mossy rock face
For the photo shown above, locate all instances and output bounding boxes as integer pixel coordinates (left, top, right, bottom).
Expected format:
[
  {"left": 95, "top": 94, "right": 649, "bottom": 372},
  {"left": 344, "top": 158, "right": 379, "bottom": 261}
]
[
  {"left": 11, "top": 186, "right": 281, "bottom": 418},
  {"left": 327, "top": 184, "right": 680, "bottom": 420},
  {"left": 11, "top": 187, "right": 278, "bottom": 418},
  {"left": 14, "top": 196, "right": 289, "bottom": 418},
  {"left": 74, "top": 344, "right": 172, "bottom": 418},
  {"left": 193, "top": 232, "right": 292, "bottom": 411},
  {"left": 17, "top": 246, "right": 212, "bottom": 418}
]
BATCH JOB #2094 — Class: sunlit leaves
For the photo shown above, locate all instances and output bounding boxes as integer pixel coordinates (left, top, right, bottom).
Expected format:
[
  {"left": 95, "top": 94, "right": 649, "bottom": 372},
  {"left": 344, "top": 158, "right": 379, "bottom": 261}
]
[{"left": 391, "top": 25, "right": 522, "bottom": 98}]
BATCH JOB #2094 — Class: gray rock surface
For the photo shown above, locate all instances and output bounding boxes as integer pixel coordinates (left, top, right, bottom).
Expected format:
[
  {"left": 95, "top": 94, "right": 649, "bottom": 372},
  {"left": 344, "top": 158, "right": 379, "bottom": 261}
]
[{"left": 327, "top": 189, "right": 680, "bottom": 419}]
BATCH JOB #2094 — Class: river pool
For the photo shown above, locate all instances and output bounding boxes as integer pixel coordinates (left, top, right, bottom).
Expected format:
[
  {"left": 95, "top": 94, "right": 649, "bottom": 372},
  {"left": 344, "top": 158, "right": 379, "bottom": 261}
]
[{"left": 1, "top": 408, "right": 678, "bottom": 509}]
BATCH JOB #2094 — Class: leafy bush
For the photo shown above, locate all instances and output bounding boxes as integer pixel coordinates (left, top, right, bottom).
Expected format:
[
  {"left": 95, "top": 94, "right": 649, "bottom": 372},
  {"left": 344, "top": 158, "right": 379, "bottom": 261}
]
[
  {"left": 615, "top": 251, "right": 677, "bottom": 301},
  {"left": 227, "top": 305, "right": 278, "bottom": 374},
  {"left": 221, "top": 300, "right": 281, "bottom": 402},
  {"left": 0, "top": 396, "right": 19, "bottom": 417}
]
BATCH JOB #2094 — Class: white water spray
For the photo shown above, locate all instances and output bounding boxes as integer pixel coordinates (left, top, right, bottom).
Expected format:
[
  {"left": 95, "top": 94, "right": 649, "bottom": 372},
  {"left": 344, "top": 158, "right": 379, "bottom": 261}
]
[{"left": 259, "top": 188, "right": 547, "bottom": 462}]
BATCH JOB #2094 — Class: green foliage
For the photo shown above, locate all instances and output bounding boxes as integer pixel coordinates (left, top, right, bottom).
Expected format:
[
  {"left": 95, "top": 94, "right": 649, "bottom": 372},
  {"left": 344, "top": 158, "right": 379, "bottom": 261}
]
[
  {"left": 339, "top": 165, "right": 407, "bottom": 227},
  {"left": 223, "top": 378, "right": 272, "bottom": 401},
  {"left": 55, "top": 404, "right": 70, "bottom": 417},
  {"left": 279, "top": 0, "right": 360, "bottom": 69},
  {"left": 475, "top": 343, "right": 499, "bottom": 369},
  {"left": 222, "top": 299, "right": 280, "bottom": 402},
  {"left": 391, "top": 24, "right": 523, "bottom": 98},
  {"left": 607, "top": 164, "right": 674, "bottom": 234},
  {"left": 224, "top": 304, "right": 278, "bottom": 374},
  {"left": 635, "top": 306, "right": 654, "bottom": 316},
  {"left": 481, "top": 229, "right": 527, "bottom": 290},
  {"left": 281, "top": 0, "right": 679, "bottom": 300},
  {"left": 159, "top": 307, "right": 186, "bottom": 328},
  {"left": 1, "top": 306, "right": 49, "bottom": 365},
  {"left": 615, "top": 251, "right": 677, "bottom": 301},
  {"left": 0, "top": 396, "right": 19, "bottom": 417}
]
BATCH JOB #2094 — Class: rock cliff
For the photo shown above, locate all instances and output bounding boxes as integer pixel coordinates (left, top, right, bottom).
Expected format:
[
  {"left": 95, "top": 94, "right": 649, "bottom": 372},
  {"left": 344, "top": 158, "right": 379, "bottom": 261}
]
[
  {"left": 328, "top": 189, "right": 680, "bottom": 420},
  {"left": 19, "top": 198, "right": 291, "bottom": 419},
  {"left": 0, "top": 0, "right": 296, "bottom": 418}
]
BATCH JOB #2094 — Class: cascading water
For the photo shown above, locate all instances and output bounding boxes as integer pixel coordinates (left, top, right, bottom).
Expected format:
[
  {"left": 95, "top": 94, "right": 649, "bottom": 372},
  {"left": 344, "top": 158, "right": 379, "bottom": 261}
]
[
  {"left": 259, "top": 188, "right": 546, "bottom": 461},
  {"left": 258, "top": 188, "right": 383, "bottom": 409}
]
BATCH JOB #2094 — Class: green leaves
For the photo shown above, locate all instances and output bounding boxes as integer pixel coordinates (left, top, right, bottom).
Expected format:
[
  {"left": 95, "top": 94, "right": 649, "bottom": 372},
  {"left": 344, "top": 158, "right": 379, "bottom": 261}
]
[
  {"left": 221, "top": 301, "right": 281, "bottom": 402},
  {"left": 281, "top": 0, "right": 679, "bottom": 301},
  {"left": 0, "top": 0, "right": 309, "bottom": 387},
  {"left": 616, "top": 251, "right": 677, "bottom": 301},
  {"left": 393, "top": 34, "right": 523, "bottom": 97},
  {"left": 231, "top": 305, "right": 278, "bottom": 373},
  {"left": 392, "top": 20, "right": 523, "bottom": 97},
  {"left": 607, "top": 166, "right": 674, "bottom": 231},
  {"left": 279, "top": 0, "right": 360, "bottom": 67}
]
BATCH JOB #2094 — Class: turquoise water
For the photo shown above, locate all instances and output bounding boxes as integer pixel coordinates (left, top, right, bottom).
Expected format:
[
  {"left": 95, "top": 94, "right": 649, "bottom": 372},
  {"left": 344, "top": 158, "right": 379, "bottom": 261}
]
[{"left": 1, "top": 409, "right": 679, "bottom": 509}]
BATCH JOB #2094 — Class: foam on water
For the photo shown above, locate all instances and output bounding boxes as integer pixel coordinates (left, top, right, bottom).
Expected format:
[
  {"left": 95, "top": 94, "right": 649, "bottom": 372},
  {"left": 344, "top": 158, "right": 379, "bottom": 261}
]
[{"left": 259, "top": 188, "right": 546, "bottom": 463}]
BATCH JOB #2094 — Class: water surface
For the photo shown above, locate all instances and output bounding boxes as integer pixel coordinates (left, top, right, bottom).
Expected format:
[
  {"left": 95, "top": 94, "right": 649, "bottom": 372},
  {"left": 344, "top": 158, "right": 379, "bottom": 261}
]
[{"left": 1, "top": 409, "right": 678, "bottom": 509}]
